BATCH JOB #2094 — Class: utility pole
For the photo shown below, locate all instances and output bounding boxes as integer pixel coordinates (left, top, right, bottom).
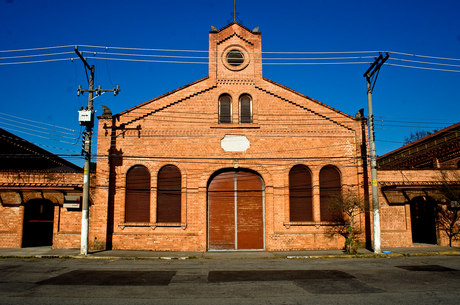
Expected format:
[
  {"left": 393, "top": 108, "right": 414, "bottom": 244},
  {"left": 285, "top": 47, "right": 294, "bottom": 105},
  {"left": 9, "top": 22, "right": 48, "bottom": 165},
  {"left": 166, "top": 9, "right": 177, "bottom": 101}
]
[
  {"left": 75, "top": 46, "right": 120, "bottom": 255},
  {"left": 363, "top": 52, "right": 389, "bottom": 254}
]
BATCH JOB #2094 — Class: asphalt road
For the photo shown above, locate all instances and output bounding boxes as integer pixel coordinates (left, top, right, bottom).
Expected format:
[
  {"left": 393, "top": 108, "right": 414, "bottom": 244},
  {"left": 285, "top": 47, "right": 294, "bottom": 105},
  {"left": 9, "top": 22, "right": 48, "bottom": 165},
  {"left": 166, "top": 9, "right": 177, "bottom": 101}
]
[{"left": 0, "top": 255, "right": 459, "bottom": 305}]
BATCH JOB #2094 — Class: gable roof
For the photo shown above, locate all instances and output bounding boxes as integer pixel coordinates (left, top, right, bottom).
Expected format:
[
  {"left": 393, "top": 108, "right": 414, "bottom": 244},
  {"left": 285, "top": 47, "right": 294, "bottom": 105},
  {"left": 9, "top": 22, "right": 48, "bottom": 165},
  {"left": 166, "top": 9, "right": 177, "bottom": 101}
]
[
  {"left": 0, "top": 128, "right": 82, "bottom": 172},
  {"left": 212, "top": 21, "right": 259, "bottom": 35},
  {"left": 262, "top": 77, "right": 355, "bottom": 120},
  {"left": 377, "top": 122, "right": 460, "bottom": 169}
]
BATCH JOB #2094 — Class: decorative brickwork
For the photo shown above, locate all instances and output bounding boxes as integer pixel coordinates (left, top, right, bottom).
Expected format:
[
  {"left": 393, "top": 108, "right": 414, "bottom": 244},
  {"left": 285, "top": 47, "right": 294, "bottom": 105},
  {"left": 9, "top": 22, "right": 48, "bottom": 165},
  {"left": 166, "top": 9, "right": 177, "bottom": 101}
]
[{"left": 91, "top": 22, "right": 368, "bottom": 251}]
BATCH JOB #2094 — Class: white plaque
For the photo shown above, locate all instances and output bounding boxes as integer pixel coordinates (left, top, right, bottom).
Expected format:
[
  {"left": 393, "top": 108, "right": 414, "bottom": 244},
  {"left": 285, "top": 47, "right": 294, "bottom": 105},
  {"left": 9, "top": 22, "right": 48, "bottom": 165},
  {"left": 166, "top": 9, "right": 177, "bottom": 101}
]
[{"left": 221, "top": 135, "right": 250, "bottom": 152}]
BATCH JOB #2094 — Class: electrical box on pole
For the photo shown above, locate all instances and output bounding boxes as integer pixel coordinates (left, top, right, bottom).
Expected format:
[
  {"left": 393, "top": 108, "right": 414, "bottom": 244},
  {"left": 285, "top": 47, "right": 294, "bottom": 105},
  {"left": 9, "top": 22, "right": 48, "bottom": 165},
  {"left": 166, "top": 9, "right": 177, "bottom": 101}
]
[{"left": 78, "top": 109, "right": 94, "bottom": 127}]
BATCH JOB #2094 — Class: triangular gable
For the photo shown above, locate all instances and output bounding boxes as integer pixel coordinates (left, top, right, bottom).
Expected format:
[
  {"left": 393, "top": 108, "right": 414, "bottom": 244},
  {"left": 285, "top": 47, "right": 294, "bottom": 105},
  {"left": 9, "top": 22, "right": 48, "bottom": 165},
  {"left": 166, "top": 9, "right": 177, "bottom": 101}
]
[
  {"left": 115, "top": 77, "right": 216, "bottom": 127},
  {"left": 212, "top": 21, "right": 257, "bottom": 36},
  {"left": 258, "top": 78, "right": 357, "bottom": 131}
]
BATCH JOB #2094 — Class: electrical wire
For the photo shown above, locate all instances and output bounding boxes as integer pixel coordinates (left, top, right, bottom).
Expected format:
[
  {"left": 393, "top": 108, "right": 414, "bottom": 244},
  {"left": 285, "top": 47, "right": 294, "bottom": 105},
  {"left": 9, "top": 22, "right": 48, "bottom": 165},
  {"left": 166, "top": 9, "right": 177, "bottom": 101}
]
[
  {"left": 388, "top": 51, "right": 460, "bottom": 62},
  {"left": 0, "top": 116, "right": 78, "bottom": 136},
  {"left": 0, "top": 112, "right": 78, "bottom": 132},
  {"left": 0, "top": 57, "right": 78, "bottom": 66},
  {"left": 0, "top": 122, "right": 78, "bottom": 140},
  {"left": 385, "top": 63, "right": 460, "bottom": 73},
  {"left": 81, "top": 50, "right": 376, "bottom": 61},
  {"left": 0, "top": 45, "right": 459, "bottom": 72},
  {"left": 390, "top": 57, "right": 460, "bottom": 68},
  {"left": 0, "top": 51, "right": 75, "bottom": 60},
  {"left": 0, "top": 127, "right": 79, "bottom": 145},
  {"left": 0, "top": 45, "right": 74, "bottom": 53}
]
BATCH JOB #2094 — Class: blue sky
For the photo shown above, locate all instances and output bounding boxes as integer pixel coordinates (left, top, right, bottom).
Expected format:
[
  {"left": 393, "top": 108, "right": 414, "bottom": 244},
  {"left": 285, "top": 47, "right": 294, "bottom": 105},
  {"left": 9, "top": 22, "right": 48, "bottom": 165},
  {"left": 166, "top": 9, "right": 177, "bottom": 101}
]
[{"left": 1, "top": 0, "right": 459, "bottom": 167}]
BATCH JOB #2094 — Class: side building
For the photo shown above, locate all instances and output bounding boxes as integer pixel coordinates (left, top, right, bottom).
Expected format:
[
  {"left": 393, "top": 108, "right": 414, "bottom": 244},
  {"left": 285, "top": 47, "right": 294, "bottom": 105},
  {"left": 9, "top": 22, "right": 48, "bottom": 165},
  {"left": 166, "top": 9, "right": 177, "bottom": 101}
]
[
  {"left": 377, "top": 122, "right": 460, "bottom": 247},
  {"left": 0, "top": 128, "right": 83, "bottom": 248}
]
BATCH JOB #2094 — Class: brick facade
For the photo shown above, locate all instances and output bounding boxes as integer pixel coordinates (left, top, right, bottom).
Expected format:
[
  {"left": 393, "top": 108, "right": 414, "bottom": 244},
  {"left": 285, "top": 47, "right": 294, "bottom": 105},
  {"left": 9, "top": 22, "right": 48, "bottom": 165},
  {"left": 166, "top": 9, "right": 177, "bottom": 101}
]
[
  {"left": 0, "top": 171, "right": 83, "bottom": 248},
  {"left": 3, "top": 22, "right": 456, "bottom": 251},
  {"left": 90, "top": 23, "right": 369, "bottom": 251}
]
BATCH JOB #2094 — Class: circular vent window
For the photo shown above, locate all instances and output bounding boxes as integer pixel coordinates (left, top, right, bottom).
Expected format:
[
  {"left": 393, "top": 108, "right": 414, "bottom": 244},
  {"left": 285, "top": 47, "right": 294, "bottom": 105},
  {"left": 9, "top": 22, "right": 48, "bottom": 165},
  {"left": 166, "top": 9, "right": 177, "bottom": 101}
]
[{"left": 226, "top": 50, "right": 244, "bottom": 66}]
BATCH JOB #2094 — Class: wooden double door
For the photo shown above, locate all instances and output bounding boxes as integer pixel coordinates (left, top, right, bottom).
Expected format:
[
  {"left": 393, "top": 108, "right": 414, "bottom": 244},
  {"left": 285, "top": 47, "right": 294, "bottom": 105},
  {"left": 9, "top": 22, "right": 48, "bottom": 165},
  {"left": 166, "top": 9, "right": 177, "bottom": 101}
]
[{"left": 208, "top": 170, "right": 264, "bottom": 250}]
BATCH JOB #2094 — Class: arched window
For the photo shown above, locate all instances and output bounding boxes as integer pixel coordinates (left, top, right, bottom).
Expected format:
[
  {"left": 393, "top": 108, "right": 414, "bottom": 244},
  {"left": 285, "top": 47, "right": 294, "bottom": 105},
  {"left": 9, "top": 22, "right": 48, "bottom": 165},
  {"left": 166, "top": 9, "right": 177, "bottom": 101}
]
[
  {"left": 219, "top": 94, "right": 232, "bottom": 124},
  {"left": 125, "top": 165, "right": 150, "bottom": 223},
  {"left": 157, "top": 165, "right": 181, "bottom": 223},
  {"left": 289, "top": 165, "right": 313, "bottom": 221},
  {"left": 319, "top": 165, "right": 342, "bottom": 222},
  {"left": 239, "top": 94, "right": 252, "bottom": 124}
]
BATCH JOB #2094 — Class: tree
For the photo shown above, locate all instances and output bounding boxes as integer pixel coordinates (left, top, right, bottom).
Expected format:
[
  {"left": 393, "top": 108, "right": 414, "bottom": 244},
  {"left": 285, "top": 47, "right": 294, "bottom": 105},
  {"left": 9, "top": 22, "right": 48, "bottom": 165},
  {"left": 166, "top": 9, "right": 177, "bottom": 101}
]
[
  {"left": 437, "top": 171, "right": 460, "bottom": 247},
  {"left": 327, "top": 189, "right": 366, "bottom": 254},
  {"left": 403, "top": 130, "right": 434, "bottom": 145}
]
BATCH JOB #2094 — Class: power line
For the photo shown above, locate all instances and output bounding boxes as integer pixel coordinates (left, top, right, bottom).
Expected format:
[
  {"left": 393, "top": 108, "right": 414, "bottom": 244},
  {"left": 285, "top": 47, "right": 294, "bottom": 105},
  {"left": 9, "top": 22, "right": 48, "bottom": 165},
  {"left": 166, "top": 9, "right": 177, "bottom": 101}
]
[
  {"left": 0, "top": 51, "right": 75, "bottom": 60},
  {"left": 0, "top": 112, "right": 77, "bottom": 132},
  {"left": 0, "top": 122, "right": 78, "bottom": 140},
  {"left": 390, "top": 57, "right": 460, "bottom": 68},
  {"left": 0, "top": 57, "right": 78, "bottom": 66},
  {"left": 0, "top": 116, "right": 79, "bottom": 136},
  {"left": 81, "top": 50, "right": 376, "bottom": 61},
  {"left": 0, "top": 127, "right": 79, "bottom": 145},
  {"left": 0, "top": 45, "right": 74, "bottom": 53},
  {"left": 388, "top": 51, "right": 460, "bottom": 62},
  {"left": 385, "top": 63, "right": 460, "bottom": 73}
]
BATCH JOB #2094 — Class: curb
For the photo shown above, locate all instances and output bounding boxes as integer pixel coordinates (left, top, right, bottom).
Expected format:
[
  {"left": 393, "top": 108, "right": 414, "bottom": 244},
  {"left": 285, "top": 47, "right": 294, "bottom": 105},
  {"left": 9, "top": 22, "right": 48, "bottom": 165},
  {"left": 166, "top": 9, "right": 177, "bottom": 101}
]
[
  {"left": 1, "top": 251, "right": 458, "bottom": 260},
  {"left": 286, "top": 251, "right": 460, "bottom": 259}
]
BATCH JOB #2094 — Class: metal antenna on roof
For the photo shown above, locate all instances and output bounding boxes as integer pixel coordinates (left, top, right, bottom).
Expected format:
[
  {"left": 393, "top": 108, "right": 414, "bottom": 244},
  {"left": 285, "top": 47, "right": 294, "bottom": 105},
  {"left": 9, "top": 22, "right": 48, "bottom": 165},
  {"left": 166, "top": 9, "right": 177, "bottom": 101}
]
[{"left": 228, "top": 0, "right": 241, "bottom": 24}]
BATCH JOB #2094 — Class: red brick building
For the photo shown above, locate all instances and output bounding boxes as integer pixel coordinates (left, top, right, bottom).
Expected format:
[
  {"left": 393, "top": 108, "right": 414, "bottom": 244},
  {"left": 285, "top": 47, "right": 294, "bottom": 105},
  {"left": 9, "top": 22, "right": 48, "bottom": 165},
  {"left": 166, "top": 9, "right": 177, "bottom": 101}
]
[
  {"left": 3, "top": 23, "right": 458, "bottom": 251},
  {"left": 90, "top": 22, "right": 369, "bottom": 251},
  {"left": 0, "top": 128, "right": 83, "bottom": 248},
  {"left": 377, "top": 123, "right": 460, "bottom": 247}
]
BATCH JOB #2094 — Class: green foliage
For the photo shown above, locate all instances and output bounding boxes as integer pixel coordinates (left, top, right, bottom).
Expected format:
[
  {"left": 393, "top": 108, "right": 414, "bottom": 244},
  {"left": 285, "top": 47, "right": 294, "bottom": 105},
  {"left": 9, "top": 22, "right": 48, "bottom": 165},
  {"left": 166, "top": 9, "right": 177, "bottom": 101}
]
[
  {"left": 437, "top": 171, "right": 460, "bottom": 247},
  {"left": 327, "top": 189, "right": 365, "bottom": 254}
]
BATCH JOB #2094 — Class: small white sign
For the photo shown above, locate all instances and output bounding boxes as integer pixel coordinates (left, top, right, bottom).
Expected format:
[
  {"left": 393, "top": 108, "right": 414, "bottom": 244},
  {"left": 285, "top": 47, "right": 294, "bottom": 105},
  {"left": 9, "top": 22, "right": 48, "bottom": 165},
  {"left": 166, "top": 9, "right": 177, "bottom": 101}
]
[
  {"left": 64, "top": 196, "right": 81, "bottom": 209},
  {"left": 221, "top": 135, "right": 250, "bottom": 152}
]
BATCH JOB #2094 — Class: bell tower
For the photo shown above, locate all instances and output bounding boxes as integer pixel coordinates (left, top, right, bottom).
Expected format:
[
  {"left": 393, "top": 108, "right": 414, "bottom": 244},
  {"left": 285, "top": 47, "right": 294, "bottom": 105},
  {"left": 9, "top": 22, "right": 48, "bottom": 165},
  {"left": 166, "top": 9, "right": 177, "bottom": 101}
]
[{"left": 208, "top": 22, "right": 262, "bottom": 82}]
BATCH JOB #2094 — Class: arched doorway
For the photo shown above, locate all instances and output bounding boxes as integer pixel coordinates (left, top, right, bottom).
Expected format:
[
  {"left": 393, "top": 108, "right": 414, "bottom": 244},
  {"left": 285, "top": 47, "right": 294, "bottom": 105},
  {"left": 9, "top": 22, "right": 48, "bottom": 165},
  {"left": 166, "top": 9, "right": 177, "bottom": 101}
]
[
  {"left": 410, "top": 196, "right": 437, "bottom": 244},
  {"left": 208, "top": 169, "right": 264, "bottom": 250},
  {"left": 22, "top": 199, "right": 55, "bottom": 247}
]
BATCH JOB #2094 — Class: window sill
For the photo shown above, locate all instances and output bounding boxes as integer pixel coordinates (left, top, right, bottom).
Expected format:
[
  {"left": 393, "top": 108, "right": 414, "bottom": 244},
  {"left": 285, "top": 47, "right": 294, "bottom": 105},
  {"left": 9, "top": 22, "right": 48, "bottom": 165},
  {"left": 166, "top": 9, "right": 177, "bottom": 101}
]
[
  {"left": 283, "top": 221, "right": 343, "bottom": 228},
  {"left": 118, "top": 222, "right": 186, "bottom": 230},
  {"left": 211, "top": 124, "right": 260, "bottom": 129}
]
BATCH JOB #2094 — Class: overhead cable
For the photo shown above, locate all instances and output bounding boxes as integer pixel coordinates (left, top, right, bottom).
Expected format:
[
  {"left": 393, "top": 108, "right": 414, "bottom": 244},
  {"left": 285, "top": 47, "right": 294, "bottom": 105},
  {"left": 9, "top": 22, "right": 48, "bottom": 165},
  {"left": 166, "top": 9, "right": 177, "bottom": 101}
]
[{"left": 0, "top": 112, "right": 78, "bottom": 132}]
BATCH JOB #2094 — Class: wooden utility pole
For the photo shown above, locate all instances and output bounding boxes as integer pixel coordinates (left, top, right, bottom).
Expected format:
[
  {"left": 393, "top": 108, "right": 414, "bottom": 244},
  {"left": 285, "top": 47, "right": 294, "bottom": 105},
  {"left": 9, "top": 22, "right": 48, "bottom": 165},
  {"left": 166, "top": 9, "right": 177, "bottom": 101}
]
[{"left": 363, "top": 52, "right": 389, "bottom": 254}]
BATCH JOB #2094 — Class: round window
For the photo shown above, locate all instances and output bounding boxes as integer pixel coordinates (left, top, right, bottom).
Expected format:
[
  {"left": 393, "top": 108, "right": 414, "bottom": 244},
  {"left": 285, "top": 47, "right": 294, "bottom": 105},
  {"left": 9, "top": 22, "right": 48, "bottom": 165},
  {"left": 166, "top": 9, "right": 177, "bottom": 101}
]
[{"left": 226, "top": 50, "right": 244, "bottom": 66}]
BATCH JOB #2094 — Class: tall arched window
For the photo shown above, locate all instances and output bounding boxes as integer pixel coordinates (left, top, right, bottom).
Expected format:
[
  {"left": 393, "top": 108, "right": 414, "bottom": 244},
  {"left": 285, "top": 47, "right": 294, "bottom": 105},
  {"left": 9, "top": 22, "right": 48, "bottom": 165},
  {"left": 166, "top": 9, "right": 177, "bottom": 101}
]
[
  {"left": 219, "top": 94, "right": 232, "bottom": 124},
  {"left": 157, "top": 165, "right": 181, "bottom": 223},
  {"left": 289, "top": 165, "right": 313, "bottom": 221},
  {"left": 125, "top": 165, "right": 150, "bottom": 223},
  {"left": 239, "top": 94, "right": 252, "bottom": 124},
  {"left": 319, "top": 165, "right": 341, "bottom": 222}
]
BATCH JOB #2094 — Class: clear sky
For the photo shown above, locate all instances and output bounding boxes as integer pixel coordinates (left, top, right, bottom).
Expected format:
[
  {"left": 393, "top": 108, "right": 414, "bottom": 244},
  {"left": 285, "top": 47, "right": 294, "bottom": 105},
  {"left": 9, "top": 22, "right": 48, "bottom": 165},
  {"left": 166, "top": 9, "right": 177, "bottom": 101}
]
[{"left": 1, "top": 0, "right": 459, "bottom": 167}]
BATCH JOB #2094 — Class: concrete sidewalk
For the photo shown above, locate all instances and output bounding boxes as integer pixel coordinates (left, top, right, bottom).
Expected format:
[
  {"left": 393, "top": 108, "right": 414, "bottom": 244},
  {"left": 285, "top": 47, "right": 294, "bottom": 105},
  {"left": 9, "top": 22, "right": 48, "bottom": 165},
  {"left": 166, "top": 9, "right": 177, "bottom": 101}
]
[{"left": 0, "top": 244, "right": 458, "bottom": 260}]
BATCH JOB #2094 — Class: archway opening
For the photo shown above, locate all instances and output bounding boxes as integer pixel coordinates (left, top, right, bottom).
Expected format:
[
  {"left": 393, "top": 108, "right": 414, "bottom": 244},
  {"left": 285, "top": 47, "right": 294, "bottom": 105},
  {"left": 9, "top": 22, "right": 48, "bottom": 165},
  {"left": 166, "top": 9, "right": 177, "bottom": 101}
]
[
  {"left": 22, "top": 199, "right": 55, "bottom": 247},
  {"left": 410, "top": 196, "right": 437, "bottom": 244},
  {"left": 207, "top": 168, "right": 264, "bottom": 250}
]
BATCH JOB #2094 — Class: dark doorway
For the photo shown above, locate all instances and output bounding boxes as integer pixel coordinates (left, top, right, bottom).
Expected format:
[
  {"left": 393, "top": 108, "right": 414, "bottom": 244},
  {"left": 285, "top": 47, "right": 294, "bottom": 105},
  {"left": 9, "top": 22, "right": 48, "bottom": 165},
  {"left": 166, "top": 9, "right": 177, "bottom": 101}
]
[
  {"left": 208, "top": 169, "right": 264, "bottom": 250},
  {"left": 22, "top": 199, "right": 55, "bottom": 247},
  {"left": 410, "top": 196, "right": 437, "bottom": 244}
]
